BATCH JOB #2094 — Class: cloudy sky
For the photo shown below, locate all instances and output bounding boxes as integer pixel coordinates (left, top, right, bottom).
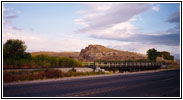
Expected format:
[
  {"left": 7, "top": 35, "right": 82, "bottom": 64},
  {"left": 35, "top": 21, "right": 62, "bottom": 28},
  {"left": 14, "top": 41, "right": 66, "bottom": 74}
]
[{"left": 3, "top": 3, "right": 180, "bottom": 59}]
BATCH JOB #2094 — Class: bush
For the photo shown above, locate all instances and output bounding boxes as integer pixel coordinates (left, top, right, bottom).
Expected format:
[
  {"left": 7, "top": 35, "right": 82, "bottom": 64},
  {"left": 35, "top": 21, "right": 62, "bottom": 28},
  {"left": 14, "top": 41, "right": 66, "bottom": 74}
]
[
  {"left": 3, "top": 39, "right": 83, "bottom": 69},
  {"left": 68, "top": 68, "right": 77, "bottom": 72},
  {"left": 43, "top": 69, "right": 63, "bottom": 78},
  {"left": 32, "top": 55, "right": 82, "bottom": 68},
  {"left": 3, "top": 69, "right": 109, "bottom": 83}
]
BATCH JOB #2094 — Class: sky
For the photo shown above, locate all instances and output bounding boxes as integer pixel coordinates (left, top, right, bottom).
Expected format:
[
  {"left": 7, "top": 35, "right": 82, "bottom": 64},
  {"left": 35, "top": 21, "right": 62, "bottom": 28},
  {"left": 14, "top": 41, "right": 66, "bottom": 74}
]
[{"left": 3, "top": 2, "right": 180, "bottom": 59}]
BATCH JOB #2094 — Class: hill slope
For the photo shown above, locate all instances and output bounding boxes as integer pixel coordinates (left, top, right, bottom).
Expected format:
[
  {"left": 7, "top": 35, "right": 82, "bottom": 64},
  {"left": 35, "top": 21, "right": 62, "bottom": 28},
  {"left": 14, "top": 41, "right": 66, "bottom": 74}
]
[
  {"left": 79, "top": 44, "right": 147, "bottom": 61},
  {"left": 31, "top": 51, "right": 80, "bottom": 59},
  {"left": 30, "top": 45, "right": 147, "bottom": 61}
]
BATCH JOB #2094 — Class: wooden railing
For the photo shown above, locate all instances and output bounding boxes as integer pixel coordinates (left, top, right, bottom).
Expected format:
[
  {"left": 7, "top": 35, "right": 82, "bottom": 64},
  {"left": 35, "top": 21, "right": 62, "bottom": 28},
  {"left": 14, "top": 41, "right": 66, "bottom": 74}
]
[{"left": 84, "top": 62, "right": 162, "bottom": 71}]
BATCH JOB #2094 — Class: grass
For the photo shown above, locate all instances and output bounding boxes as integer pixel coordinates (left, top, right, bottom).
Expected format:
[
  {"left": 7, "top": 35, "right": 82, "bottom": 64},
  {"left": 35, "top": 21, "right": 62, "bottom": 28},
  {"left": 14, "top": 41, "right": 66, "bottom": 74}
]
[
  {"left": 3, "top": 65, "right": 179, "bottom": 83},
  {"left": 160, "top": 65, "right": 180, "bottom": 70},
  {"left": 31, "top": 51, "right": 79, "bottom": 58},
  {"left": 3, "top": 69, "right": 112, "bottom": 83}
]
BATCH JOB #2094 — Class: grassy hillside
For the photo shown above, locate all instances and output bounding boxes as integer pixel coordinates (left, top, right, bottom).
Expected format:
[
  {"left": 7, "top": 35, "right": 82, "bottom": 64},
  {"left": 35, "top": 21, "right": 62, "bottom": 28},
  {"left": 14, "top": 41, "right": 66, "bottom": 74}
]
[{"left": 31, "top": 51, "right": 80, "bottom": 59}]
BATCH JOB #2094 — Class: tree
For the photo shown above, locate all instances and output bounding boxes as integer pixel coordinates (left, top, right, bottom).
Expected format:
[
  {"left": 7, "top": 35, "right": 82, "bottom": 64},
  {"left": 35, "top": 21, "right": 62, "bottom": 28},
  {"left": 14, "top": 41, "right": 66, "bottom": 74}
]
[
  {"left": 3, "top": 39, "right": 32, "bottom": 67},
  {"left": 3, "top": 39, "right": 27, "bottom": 59},
  {"left": 161, "top": 51, "right": 174, "bottom": 60},
  {"left": 157, "top": 51, "right": 162, "bottom": 57},
  {"left": 147, "top": 48, "right": 158, "bottom": 61}
]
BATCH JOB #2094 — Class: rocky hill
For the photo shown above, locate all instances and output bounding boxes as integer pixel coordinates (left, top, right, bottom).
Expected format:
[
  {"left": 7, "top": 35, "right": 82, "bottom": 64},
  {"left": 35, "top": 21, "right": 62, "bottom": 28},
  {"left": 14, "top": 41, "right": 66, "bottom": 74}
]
[
  {"left": 30, "top": 45, "right": 177, "bottom": 63},
  {"left": 79, "top": 44, "right": 147, "bottom": 61}
]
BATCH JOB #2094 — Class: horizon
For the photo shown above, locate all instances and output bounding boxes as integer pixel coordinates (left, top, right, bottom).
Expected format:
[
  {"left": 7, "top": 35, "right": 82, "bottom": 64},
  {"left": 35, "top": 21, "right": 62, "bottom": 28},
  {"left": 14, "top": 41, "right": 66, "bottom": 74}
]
[{"left": 3, "top": 2, "right": 180, "bottom": 59}]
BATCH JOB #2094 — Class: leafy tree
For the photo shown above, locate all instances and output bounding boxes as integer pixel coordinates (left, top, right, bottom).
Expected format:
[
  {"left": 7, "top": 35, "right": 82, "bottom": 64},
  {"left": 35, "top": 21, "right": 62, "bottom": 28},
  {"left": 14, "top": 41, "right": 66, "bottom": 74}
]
[
  {"left": 147, "top": 48, "right": 158, "bottom": 61},
  {"left": 157, "top": 52, "right": 162, "bottom": 57},
  {"left": 161, "top": 51, "right": 174, "bottom": 60},
  {"left": 3, "top": 39, "right": 27, "bottom": 59},
  {"left": 3, "top": 39, "right": 32, "bottom": 66},
  {"left": 147, "top": 49, "right": 174, "bottom": 61},
  {"left": 3, "top": 39, "right": 82, "bottom": 68}
]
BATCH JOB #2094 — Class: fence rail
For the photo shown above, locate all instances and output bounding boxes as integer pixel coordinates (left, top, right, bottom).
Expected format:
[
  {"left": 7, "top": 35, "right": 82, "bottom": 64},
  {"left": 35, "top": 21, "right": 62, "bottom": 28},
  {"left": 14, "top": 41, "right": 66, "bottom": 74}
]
[{"left": 84, "top": 62, "right": 162, "bottom": 72}]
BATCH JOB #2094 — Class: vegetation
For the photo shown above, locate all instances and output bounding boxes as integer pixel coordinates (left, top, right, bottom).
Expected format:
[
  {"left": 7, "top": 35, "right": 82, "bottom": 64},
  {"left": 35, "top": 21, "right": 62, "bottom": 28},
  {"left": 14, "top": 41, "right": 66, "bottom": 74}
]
[
  {"left": 166, "top": 65, "right": 180, "bottom": 69},
  {"left": 147, "top": 48, "right": 174, "bottom": 61},
  {"left": 3, "top": 39, "right": 32, "bottom": 68},
  {"left": 3, "top": 39, "right": 27, "bottom": 59},
  {"left": 3, "top": 69, "right": 110, "bottom": 83},
  {"left": 31, "top": 51, "right": 79, "bottom": 58},
  {"left": 3, "top": 39, "right": 82, "bottom": 69},
  {"left": 147, "top": 48, "right": 158, "bottom": 61},
  {"left": 32, "top": 54, "right": 82, "bottom": 68},
  {"left": 158, "top": 51, "right": 174, "bottom": 60}
]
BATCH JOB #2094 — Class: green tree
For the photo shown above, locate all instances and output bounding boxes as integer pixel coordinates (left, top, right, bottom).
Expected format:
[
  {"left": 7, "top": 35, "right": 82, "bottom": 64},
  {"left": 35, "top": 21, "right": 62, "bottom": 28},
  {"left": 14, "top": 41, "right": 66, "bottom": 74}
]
[
  {"left": 3, "top": 39, "right": 32, "bottom": 66},
  {"left": 161, "top": 51, "right": 174, "bottom": 60},
  {"left": 147, "top": 48, "right": 158, "bottom": 61},
  {"left": 157, "top": 51, "right": 162, "bottom": 57},
  {"left": 3, "top": 39, "right": 27, "bottom": 59}
]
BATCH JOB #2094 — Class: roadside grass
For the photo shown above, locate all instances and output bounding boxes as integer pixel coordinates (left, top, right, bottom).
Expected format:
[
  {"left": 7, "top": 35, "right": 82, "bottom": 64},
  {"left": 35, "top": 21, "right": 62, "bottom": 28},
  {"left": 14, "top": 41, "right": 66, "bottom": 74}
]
[
  {"left": 3, "top": 69, "right": 112, "bottom": 83},
  {"left": 3, "top": 65, "right": 179, "bottom": 83},
  {"left": 159, "top": 65, "right": 180, "bottom": 70},
  {"left": 138, "top": 65, "right": 180, "bottom": 72}
]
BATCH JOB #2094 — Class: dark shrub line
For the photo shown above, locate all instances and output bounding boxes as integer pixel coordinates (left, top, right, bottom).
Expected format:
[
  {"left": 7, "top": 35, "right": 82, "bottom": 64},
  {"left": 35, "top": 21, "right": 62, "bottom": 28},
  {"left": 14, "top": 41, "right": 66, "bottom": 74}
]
[{"left": 4, "top": 54, "right": 82, "bottom": 69}]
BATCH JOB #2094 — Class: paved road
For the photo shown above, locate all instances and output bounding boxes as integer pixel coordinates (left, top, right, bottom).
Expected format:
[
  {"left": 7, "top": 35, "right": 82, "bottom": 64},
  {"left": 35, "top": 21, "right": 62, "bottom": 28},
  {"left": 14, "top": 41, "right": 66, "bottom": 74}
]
[{"left": 3, "top": 69, "right": 180, "bottom": 97}]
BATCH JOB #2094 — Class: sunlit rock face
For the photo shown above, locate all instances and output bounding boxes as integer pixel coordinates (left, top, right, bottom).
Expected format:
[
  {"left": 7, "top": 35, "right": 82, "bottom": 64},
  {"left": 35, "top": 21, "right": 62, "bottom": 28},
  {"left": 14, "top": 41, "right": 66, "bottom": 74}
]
[{"left": 79, "top": 44, "right": 147, "bottom": 61}]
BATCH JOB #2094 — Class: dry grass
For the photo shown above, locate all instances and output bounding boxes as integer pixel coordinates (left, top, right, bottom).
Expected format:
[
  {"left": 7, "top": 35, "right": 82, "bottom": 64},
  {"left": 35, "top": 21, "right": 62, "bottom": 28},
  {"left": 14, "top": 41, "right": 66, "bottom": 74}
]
[
  {"left": 31, "top": 51, "right": 80, "bottom": 58},
  {"left": 3, "top": 69, "right": 110, "bottom": 83}
]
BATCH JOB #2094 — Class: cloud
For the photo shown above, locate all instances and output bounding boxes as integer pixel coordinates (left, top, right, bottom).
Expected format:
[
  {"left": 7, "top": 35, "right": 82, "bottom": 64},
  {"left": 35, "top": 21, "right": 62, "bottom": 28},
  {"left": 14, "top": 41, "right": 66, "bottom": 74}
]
[
  {"left": 93, "top": 30, "right": 180, "bottom": 46},
  {"left": 3, "top": 6, "right": 102, "bottom": 52},
  {"left": 134, "top": 33, "right": 180, "bottom": 46},
  {"left": 3, "top": 26, "right": 42, "bottom": 43},
  {"left": 3, "top": 6, "right": 20, "bottom": 25},
  {"left": 152, "top": 4, "right": 160, "bottom": 12},
  {"left": 107, "top": 42, "right": 180, "bottom": 59},
  {"left": 75, "top": 3, "right": 150, "bottom": 33},
  {"left": 166, "top": 10, "right": 180, "bottom": 23},
  {"left": 12, "top": 26, "right": 24, "bottom": 31},
  {"left": 75, "top": 3, "right": 180, "bottom": 47},
  {"left": 3, "top": 26, "right": 101, "bottom": 52},
  {"left": 75, "top": 3, "right": 152, "bottom": 47}
]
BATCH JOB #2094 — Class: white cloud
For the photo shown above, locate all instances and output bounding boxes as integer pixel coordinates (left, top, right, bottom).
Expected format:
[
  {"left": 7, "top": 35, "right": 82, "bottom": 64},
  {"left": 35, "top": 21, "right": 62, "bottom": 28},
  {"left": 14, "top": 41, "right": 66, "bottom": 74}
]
[
  {"left": 89, "top": 22, "right": 139, "bottom": 39},
  {"left": 75, "top": 3, "right": 150, "bottom": 39},
  {"left": 108, "top": 42, "right": 180, "bottom": 57},
  {"left": 74, "top": 3, "right": 180, "bottom": 58},
  {"left": 3, "top": 6, "right": 103, "bottom": 52},
  {"left": 152, "top": 4, "right": 160, "bottom": 12},
  {"left": 3, "top": 26, "right": 101, "bottom": 52}
]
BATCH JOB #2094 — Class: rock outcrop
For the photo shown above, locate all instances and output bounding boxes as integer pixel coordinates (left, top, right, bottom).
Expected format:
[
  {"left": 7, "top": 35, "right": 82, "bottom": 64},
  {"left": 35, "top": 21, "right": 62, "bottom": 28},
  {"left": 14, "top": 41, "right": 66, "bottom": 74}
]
[{"left": 79, "top": 44, "right": 147, "bottom": 61}]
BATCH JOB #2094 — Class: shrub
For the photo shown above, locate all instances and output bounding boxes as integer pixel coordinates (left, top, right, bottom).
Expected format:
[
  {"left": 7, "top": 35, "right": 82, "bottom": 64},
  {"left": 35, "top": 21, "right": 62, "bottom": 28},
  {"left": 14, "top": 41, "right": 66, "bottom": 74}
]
[
  {"left": 32, "top": 55, "right": 82, "bottom": 68},
  {"left": 3, "top": 69, "right": 109, "bottom": 83}
]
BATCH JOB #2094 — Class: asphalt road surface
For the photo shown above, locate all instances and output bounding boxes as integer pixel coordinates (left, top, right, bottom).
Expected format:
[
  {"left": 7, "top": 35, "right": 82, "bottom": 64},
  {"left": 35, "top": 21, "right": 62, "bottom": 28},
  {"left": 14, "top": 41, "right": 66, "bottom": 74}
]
[{"left": 3, "top": 69, "right": 180, "bottom": 97}]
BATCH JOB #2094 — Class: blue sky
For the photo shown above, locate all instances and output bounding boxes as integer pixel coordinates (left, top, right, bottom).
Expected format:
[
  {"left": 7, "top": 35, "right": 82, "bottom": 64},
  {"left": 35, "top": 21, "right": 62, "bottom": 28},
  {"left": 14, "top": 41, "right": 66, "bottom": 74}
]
[{"left": 3, "top": 3, "right": 180, "bottom": 59}]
